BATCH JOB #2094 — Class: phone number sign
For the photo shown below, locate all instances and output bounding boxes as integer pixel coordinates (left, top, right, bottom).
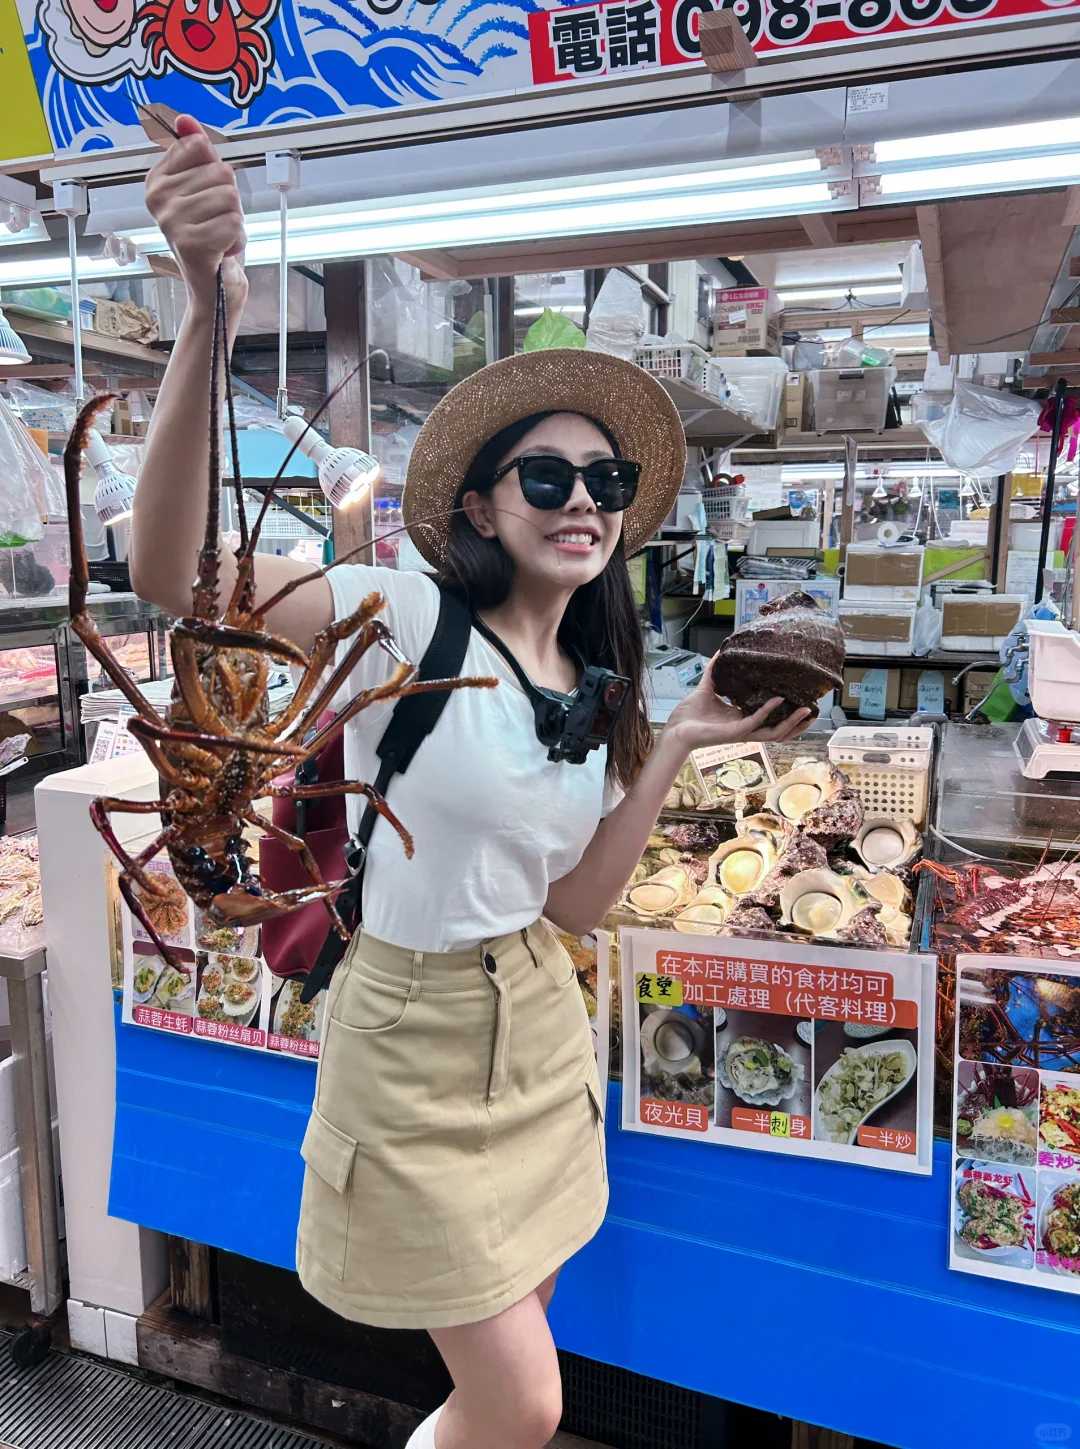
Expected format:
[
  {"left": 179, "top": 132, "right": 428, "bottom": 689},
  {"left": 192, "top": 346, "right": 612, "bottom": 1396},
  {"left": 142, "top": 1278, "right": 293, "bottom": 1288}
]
[{"left": 529, "top": 0, "right": 1080, "bottom": 82}]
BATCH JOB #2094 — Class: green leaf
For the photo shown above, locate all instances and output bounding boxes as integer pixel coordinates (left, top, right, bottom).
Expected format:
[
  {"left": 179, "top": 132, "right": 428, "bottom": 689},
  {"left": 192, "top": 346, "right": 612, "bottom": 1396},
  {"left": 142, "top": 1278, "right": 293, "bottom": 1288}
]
[{"left": 522, "top": 308, "right": 586, "bottom": 353}]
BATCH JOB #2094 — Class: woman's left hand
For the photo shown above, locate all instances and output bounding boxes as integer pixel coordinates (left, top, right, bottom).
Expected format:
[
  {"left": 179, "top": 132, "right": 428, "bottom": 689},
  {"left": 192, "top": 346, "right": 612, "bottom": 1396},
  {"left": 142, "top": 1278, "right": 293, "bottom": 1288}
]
[{"left": 665, "top": 659, "right": 814, "bottom": 754}]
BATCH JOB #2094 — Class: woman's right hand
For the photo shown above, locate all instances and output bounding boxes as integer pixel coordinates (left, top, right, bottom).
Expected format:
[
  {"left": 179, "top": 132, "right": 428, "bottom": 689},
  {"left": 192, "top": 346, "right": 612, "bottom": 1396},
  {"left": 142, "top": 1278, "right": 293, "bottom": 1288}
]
[{"left": 145, "top": 114, "right": 247, "bottom": 312}]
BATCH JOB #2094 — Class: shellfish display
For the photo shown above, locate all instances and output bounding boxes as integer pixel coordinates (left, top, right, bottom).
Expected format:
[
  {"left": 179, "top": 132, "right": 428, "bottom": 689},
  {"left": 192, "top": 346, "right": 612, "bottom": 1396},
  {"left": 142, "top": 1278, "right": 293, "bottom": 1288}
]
[
  {"left": 619, "top": 749, "right": 923, "bottom": 947},
  {"left": 711, "top": 591, "right": 845, "bottom": 725}
]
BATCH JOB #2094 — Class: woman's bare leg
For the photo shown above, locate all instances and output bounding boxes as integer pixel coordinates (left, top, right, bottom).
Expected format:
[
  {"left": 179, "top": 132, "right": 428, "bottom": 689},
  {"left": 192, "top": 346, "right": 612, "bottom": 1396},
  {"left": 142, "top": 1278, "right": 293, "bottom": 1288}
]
[
  {"left": 536, "top": 1269, "right": 560, "bottom": 1314},
  {"left": 431, "top": 1287, "right": 563, "bottom": 1449}
]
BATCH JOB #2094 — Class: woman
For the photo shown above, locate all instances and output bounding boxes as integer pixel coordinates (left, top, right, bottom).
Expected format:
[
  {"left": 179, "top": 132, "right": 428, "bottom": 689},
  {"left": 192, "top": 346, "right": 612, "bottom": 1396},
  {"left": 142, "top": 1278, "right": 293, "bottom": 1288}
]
[{"left": 134, "top": 117, "right": 812, "bottom": 1449}]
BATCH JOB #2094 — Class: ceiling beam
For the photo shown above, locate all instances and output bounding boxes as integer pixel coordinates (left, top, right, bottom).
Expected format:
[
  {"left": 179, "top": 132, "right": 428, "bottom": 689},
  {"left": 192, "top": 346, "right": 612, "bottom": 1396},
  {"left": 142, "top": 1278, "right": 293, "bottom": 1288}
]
[
  {"left": 396, "top": 250, "right": 462, "bottom": 280},
  {"left": 1028, "top": 350, "right": 1080, "bottom": 366},
  {"left": 1049, "top": 308, "right": 1080, "bottom": 324},
  {"left": 800, "top": 213, "right": 840, "bottom": 248}
]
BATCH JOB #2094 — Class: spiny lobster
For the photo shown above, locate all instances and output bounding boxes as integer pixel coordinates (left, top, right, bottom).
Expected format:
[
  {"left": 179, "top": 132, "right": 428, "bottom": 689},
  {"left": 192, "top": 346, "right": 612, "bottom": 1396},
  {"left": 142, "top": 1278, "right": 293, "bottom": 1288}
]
[{"left": 66, "top": 272, "right": 494, "bottom": 968}]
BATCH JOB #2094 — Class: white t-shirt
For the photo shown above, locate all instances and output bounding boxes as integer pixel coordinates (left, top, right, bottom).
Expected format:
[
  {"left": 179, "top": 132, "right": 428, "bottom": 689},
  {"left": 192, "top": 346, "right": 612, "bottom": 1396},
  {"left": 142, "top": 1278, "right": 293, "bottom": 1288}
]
[{"left": 324, "top": 565, "right": 621, "bottom": 952}]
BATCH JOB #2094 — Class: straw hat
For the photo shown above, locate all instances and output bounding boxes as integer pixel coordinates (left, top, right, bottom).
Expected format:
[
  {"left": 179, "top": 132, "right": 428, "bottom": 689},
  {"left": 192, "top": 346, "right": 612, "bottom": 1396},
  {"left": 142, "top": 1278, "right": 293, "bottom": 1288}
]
[{"left": 402, "top": 349, "right": 687, "bottom": 568}]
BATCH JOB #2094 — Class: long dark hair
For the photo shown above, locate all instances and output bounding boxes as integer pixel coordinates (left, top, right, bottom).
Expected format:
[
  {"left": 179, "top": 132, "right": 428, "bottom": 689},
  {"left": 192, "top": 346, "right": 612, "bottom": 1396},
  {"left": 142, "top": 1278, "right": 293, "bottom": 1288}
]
[{"left": 437, "top": 411, "right": 651, "bottom": 789}]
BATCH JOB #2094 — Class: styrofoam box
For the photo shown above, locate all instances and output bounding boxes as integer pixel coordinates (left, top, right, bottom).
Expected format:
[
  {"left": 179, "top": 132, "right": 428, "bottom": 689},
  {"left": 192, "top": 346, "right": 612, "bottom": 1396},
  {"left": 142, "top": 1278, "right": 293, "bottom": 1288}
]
[
  {"left": 0, "top": 1147, "right": 25, "bottom": 1280},
  {"left": 939, "top": 593, "right": 1025, "bottom": 652},
  {"left": 838, "top": 601, "right": 917, "bottom": 657},
  {"left": 747, "top": 518, "right": 819, "bottom": 553},
  {"left": 734, "top": 576, "right": 841, "bottom": 629},
  {"left": 843, "top": 543, "right": 925, "bottom": 604},
  {"left": 1010, "top": 518, "right": 1063, "bottom": 552}
]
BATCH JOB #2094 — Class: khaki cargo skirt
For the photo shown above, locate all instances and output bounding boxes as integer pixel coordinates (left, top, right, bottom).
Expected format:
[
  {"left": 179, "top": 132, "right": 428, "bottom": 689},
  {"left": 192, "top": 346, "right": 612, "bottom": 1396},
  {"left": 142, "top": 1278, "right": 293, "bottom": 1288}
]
[{"left": 296, "top": 920, "right": 608, "bottom": 1330}]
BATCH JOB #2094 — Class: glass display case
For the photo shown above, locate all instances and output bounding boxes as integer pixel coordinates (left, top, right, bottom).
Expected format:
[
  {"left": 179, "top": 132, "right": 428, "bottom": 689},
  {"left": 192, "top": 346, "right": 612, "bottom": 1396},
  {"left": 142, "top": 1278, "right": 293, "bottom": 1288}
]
[
  {"left": 0, "top": 593, "right": 168, "bottom": 778},
  {"left": 933, "top": 721, "right": 1080, "bottom": 857}
]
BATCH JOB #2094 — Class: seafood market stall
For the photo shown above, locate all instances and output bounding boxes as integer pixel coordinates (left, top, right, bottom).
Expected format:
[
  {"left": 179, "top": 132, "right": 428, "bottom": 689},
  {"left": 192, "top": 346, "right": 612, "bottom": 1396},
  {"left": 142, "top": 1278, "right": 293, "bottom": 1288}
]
[{"left": 35, "top": 721, "right": 1080, "bottom": 1449}]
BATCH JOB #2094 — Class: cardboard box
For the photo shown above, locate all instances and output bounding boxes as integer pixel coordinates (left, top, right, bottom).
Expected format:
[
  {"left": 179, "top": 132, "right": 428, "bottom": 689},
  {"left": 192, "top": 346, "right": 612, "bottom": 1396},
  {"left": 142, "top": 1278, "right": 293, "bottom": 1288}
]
[
  {"left": 898, "top": 669, "right": 956, "bottom": 714},
  {"left": 844, "top": 544, "right": 925, "bottom": 603},
  {"left": 940, "top": 595, "right": 1023, "bottom": 650},
  {"left": 838, "top": 601, "right": 917, "bottom": 656},
  {"left": 783, "top": 373, "right": 806, "bottom": 433},
  {"left": 963, "top": 669, "right": 998, "bottom": 713},
  {"left": 842, "top": 667, "right": 900, "bottom": 713},
  {"left": 711, "top": 287, "right": 779, "bottom": 356}
]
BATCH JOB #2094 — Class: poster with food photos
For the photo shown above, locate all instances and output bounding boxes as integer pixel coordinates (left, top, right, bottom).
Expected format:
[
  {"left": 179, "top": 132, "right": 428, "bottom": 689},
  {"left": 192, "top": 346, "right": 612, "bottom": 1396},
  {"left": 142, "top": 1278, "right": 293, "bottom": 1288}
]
[
  {"left": 620, "top": 927, "right": 935, "bottom": 1173},
  {"left": 547, "top": 926, "right": 612, "bottom": 1081},
  {"left": 115, "top": 848, "right": 330, "bottom": 1063},
  {"left": 950, "top": 956, "right": 1080, "bottom": 1294}
]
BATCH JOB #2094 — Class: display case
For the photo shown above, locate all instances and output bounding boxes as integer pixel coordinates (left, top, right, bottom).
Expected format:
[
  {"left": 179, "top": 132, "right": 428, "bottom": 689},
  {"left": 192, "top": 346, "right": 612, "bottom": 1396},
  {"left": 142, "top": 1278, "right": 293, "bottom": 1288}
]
[{"left": 0, "top": 594, "right": 168, "bottom": 782}]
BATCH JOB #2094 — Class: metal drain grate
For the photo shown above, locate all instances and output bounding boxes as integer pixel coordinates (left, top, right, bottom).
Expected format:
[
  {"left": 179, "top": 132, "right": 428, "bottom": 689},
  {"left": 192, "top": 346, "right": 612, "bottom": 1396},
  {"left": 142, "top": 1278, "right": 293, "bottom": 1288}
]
[{"left": 0, "top": 1346, "right": 338, "bottom": 1449}]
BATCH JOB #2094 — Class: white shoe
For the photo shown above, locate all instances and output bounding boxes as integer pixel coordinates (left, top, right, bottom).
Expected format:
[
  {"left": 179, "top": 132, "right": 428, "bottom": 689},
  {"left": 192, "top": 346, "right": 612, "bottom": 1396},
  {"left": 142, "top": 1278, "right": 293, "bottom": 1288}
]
[{"left": 405, "top": 1402, "right": 446, "bottom": 1449}]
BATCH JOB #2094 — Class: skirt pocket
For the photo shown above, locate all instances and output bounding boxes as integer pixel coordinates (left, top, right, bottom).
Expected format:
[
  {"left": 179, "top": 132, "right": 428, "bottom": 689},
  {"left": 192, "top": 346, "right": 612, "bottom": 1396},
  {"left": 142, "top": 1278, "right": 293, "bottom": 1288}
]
[
  {"left": 585, "top": 1076, "right": 606, "bottom": 1185},
  {"left": 331, "top": 966, "right": 412, "bottom": 1035},
  {"left": 299, "top": 1106, "right": 358, "bottom": 1281}
]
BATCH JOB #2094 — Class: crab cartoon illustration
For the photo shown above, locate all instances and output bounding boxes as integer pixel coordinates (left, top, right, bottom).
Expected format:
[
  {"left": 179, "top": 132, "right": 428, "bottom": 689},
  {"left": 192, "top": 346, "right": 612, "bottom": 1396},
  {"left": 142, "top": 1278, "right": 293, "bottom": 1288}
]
[{"left": 137, "top": 0, "right": 279, "bottom": 104}]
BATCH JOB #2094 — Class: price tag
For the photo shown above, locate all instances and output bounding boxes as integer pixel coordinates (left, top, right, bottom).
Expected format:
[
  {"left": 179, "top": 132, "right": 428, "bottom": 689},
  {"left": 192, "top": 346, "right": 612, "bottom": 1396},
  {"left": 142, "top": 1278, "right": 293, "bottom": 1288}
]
[
  {"left": 916, "top": 670, "right": 946, "bottom": 715},
  {"left": 635, "top": 972, "right": 684, "bottom": 1007},
  {"left": 769, "top": 1111, "right": 791, "bottom": 1138},
  {"left": 727, "top": 307, "right": 747, "bottom": 325},
  {"left": 858, "top": 669, "right": 888, "bottom": 720}
]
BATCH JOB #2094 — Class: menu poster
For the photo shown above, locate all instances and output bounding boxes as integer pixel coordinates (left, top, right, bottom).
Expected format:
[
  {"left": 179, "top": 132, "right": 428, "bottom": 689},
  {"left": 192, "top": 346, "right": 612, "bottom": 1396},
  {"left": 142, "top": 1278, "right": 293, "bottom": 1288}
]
[
  {"left": 620, "top": 927, "right": 935, "bottom": 1173},
  {"left": 117, "top": 852, "right": 328, "bottom": 1063},
  {"left": 950, "top": 957, "right": 1080, "bottom": 1295}
]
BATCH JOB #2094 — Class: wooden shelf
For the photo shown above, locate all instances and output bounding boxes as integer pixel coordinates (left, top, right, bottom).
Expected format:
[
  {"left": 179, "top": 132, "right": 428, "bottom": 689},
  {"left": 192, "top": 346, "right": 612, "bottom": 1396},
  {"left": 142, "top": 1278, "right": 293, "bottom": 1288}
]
[
  {"left": 7, "top": 310, "right": 167, "bottom": 374},
  {"left": 733, "top": 427, "right": 933, "bottom": 456}
]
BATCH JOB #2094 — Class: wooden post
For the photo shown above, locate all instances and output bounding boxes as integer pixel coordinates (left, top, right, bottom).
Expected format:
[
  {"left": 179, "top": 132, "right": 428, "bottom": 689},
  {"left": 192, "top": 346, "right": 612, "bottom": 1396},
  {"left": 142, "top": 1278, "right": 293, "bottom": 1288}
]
[
  {"left": 989, "top": 474, "right": 1011, "bottom": 590},
  {"left": 495, "top": 276, "right": 514, "bottom": 361},
  {"left": 839, "top": 435, "right": 858, "bottom": 548},
  {"left": 168, "top": 1236, "right": 217, "bottom": 1322},
  {"left": 324, "top": 259, "right": 374, "bottom": 564}
]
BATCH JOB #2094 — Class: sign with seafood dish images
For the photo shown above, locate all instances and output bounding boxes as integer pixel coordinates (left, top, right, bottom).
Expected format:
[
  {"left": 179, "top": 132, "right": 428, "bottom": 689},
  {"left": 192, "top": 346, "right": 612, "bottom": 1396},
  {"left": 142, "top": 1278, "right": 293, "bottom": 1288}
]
[
  {"left": 115, "top": 846, "right": 329, "bottom": 1062},
  {"left": 950, "top": 957, "right": 1080, "bottom": 1296},
  {"left": 614, "top": 747, "right": 937, "bottom": 1172},
  {"left": 113, "top": 838, "right": 611, "bottom": 1072}
]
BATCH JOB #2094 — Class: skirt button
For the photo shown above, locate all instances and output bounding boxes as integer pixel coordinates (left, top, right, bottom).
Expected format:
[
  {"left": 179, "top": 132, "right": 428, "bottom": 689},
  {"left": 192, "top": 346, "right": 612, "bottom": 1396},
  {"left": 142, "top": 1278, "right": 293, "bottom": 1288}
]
[{"left": 484, "top": 953, "right": 497, "bottom": 973}]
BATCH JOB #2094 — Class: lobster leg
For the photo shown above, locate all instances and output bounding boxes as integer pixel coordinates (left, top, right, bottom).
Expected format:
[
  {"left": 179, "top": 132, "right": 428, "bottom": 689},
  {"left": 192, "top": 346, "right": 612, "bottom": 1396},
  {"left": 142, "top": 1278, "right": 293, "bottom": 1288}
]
[
  {"left": 268, "top": 607, "right": 394, "bottom": 740},
  {"left": 88, "top": 796, "right": 191, "bottom": 966},
  {"left": 240, "top": 811, "right": 350, "bottom": 940},
  {"left": 269, "top": 778, "right": 415, "bottom": 859},
  {"left": 124, "top": 718, "right": 216, "bottom": 791},
  {"left": 65, "top": 396, "right": 165, "bottom": 726},
  {"left": 295, "top": 672, "right": 497, "bottom": 758},
  {"left": 131, "top": 716, "right": 308, "bottom": 758}
]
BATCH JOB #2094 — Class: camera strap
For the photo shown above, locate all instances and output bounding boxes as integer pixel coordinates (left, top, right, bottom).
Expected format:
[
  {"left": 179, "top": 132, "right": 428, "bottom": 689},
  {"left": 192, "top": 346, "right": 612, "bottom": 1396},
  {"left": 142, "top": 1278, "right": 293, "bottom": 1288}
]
[{"left": 470, "top": 614, "right": 581, "bottom": 712}]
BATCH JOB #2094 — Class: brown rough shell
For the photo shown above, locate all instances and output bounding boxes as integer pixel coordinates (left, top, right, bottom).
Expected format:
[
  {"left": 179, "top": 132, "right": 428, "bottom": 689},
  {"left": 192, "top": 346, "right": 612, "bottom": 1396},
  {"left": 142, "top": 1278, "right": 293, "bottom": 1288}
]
[
  {"left": 745, "top": 836, "right": 829, "bottom": 911},
  {"left": 800, "top": 789, "right": 865, "bottom": 847},
  {"left": 723, "top": 905, "right": 777, "bottom": 936},
  {"left": 711, "top": 590, "right": 845, "bottom": 725},
  {"left": 837, "top": 905, "right": 888, "bottom": 947}
]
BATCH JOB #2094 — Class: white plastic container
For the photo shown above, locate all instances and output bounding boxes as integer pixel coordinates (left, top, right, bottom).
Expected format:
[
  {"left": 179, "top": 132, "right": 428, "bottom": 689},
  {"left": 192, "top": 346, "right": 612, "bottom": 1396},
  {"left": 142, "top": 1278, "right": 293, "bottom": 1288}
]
[
  {"left": 829, "top": 725, "right": 933, "bottom": 825},
  {"left": 939, "top": 593, "right": 1024, "bottom": 652},
  {"left": 633, "top": 341, "right": 708, "bottom": 389},
  {"left": 747, "top": 518, "right": 819, "bottom": 553},
  {"left": 843, "top": 543, "right": 925, "bottom": 604},
  {"left": 809, "top": 367, "right": 895, "bottom": 434},
  {"left": 734, "top": 576, "right": 841, "bottom": 628},
  {"left": 1027, "top": 618, "right": 1080, "bottom": 723},
  {"left": 1010, "top": 518, "right": 1063, "bottom": 552},
  {"left": 838, "top": 601, "right": 917, "bottom": 657},
  {"left": 704, "top": 356, "right": 787, "bottom": 431}
]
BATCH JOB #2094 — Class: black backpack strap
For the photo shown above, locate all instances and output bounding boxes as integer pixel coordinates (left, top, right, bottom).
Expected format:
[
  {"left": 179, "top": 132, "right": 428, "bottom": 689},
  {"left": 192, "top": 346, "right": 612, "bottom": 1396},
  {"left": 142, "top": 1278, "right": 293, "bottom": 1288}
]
[{"left": 299, "top": 587, "right": 471, "bottom": 1003}]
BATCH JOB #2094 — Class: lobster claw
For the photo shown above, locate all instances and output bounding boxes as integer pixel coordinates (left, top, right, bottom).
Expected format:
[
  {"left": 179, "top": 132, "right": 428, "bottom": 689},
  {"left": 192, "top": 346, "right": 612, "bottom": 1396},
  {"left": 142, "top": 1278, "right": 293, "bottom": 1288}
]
[{"left": 210, "top": 879, "right": 347, "bottom": 926}]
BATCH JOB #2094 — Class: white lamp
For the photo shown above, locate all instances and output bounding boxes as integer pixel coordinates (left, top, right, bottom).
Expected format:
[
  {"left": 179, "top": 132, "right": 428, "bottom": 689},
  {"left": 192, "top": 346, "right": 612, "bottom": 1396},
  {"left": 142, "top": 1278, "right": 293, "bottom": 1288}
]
[
  {"left": 0, "top": 307, "right": 30, "bottom": 364},
  {"left": 86, "top": 429, "right": 136, "bottom": 525},
  {"left": 281, "top": 414, "right": 380, "bottom": 510}
]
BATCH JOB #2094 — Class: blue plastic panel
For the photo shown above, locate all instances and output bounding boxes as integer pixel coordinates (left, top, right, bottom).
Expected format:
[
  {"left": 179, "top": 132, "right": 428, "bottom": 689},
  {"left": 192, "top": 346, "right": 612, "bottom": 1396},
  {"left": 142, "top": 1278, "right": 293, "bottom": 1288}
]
[{"left": 110, "top": 1006, "right": 1080, "bottom": 1448}]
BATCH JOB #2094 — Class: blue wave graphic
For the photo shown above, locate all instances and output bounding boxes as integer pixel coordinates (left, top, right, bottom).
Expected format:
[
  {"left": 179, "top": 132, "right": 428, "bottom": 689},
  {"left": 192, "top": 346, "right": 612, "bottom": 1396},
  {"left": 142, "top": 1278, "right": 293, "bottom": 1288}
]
[{"left": 25, "top": 0, "right": 543, "bottom": 152}]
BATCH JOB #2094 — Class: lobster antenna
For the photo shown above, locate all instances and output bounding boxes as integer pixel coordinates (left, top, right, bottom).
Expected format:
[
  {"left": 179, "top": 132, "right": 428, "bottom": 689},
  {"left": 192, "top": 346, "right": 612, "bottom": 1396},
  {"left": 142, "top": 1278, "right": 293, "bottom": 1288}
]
[
  {"left": 192, "top": 274, "right": 225, "bottom": 620},
  {"left": 219, "top": 284, "right": 249, "bottom": 554}
]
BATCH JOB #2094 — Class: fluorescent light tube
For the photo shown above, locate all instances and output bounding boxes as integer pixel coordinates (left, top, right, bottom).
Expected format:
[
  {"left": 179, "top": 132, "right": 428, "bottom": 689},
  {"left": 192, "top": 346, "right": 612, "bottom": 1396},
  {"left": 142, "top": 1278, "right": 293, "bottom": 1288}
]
[
  {"left": 779, "top": 282, "right": 901, "bottom": 304},
  {"left": 872, "top": 152, "right": 1080, "bottom": 204},
  {"left": 874, "top": 118, "right": 1080, "bottom": 166}
]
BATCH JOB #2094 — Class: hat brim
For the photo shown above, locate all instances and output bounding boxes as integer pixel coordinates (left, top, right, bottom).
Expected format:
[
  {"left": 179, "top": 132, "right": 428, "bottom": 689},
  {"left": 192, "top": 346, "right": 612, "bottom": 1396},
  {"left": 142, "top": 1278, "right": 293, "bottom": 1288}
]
[{"left": 402, "top": 349, "right": 687, "bottom": 569}]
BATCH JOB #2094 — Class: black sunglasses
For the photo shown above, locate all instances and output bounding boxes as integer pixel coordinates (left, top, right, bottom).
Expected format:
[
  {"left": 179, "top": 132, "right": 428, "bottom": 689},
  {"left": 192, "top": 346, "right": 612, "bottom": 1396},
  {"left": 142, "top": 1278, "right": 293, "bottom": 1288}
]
[{"left": 491, "top": 453, "right": 640, "bottom": 513}]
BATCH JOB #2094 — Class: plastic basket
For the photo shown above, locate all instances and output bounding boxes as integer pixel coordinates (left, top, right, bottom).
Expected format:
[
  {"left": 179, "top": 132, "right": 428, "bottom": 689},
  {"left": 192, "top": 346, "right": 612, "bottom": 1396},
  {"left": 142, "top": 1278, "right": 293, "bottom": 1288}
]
[
  {"left": 828, "top": 726, "right": 933, "bottom": 826},
  {"left": 633, "top": 342, "right": 708, "bottom": 388},
  {"left": 702, "top": 484, "right": 748, "bottom": 522}
]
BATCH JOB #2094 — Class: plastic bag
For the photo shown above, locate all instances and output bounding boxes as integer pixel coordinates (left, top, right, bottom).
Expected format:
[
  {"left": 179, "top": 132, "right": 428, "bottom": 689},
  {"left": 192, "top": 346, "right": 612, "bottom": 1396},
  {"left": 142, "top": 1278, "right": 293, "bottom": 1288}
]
[
  {"left": 586, "top": 269, "right": 645, "bottom": 360},
  {"left": 920, "top": 381, "right": 1041, "bottom": 478},
  {"left": 792, "top": 337, "right": 828, "bottom": 371},
  {"left": 0, "top": 396, "right": 48, "bottom": 547},
  {"left": 911, "top": 595, "right": 943, "bottom": 656}
]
